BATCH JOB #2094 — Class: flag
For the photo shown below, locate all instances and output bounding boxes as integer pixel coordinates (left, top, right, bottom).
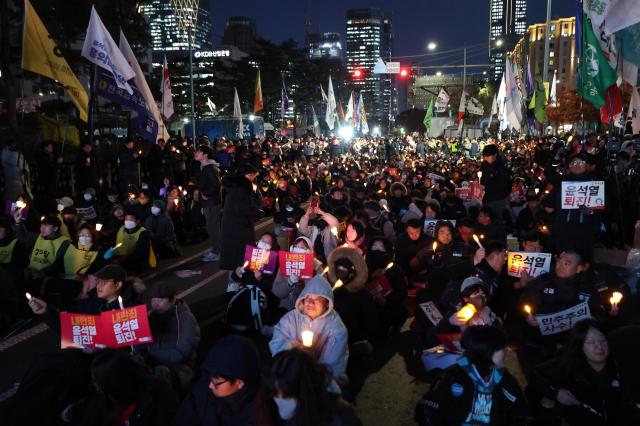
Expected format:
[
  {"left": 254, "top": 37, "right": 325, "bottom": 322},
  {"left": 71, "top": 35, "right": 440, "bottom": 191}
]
[
  {"left": 320, "top": 84, "right": 328, "bottom": 103},
  {"left": 457, "top": 92, "right": 467, "bottom": 123},
  {"left": 280, "top": 76, "right": 289, "bottom": 118},
  {"left": 160, "top": 56, "right": 174, "bottom": 119},
  {"left": 311, "top": 105, "right": 320, "bottom": 136},
  {"left": 119, "top": 31, "right": 166, "bottom": 141},
  {"left": 618, "top": 23, "right": 640, "bottom": 68},
  {"left": 253, "top": 70, "right": 263, "bottom": 113},
  {"left": 206, "top": 97, "right": 216, "bottom": 113},
  {"left": 358, "top": 93, "right": 369, "bottom": 134},
  {"left": 504, "top": 58, "right": 523, "bottom": 130},
  {"left": 435, "top": 89, "right": 450, "bottom": 112},
  {"left": 325, "top": 76, "right": 336, "bottom": 130},
  {"left": 600, "top": 85, "right": 623, "bottom": 123},
  {"left": 601, "top": 0, "right": 640, "bottom": 35},
  {"left": 233, "top": 87, "right": 243, "bottom": 138},
  {"left": 487, "top": 94, "right": 497, "bottom": 129},
  {"left": 549, "top": 70, "right": 558, "bottom": 107},
  {"left": 525, "top": 59, "right": 534, "bottom": 98},
  {"left": 22, "top": 0, "right": 88, "bottom": 121},
  {"left": 628, "top": 86, "right": 640, "bottom": 134},
  {"left": 423, "top": 97, "right": 434, "bottom": 131},
  {"left": 81, "top": 6, "right": 134, "bottom": 94},
  {"left": 338, "top": 102, "right": 345, "bottom": 123},
  {"left": 529, "top": 68, "right": 547, "bottom": 124},
  {"left": 579, "top": 14, "right": 618, "bottom": 109},
  {"left": 346, "top": 92, "right": 356, "bottom": 125},
  {"left": 466, "top": 97, "right": 484, "bottom": 115}
]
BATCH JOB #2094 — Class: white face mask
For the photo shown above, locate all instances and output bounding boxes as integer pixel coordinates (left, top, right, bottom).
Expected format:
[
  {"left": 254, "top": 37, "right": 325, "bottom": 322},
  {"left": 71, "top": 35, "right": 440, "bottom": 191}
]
[
  {"left": 57, "top": 203, "right": 64, "bottom": 212},
  {"left": 78, "top": 236, "right": 92, "bottom": 246},
  {"left": 273, "top": 397, "right": 297, "bottom": 420},
  {"left": 141, "top": 184, "right": 149, "bottom": 190},
  {"left": 124, "top": 220, "right": 136, "bottom": 230},
  {"left": 83, "top": 193, "right": 92, "bottom": 201},
  {"left": 257, "top": 240, "right": 271, "bottom": 251},
  {"left": 285, "top": 206, "right": 294, "bottom": 212},
  {"left": 291, "top": 247, "right": 308, "bottom": 254},
  {"left": 151, "top": 206, "right": 161, "bottom": 215}
]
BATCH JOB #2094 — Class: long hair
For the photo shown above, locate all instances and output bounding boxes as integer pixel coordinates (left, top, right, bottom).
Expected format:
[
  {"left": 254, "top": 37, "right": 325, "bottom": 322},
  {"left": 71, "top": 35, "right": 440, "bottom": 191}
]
[
  {"left": 461, "top": 325, "right": 507, "bottom": 378},
  {"left": 265, "top": 349, "right": 333, "bottom": 426},
  {"left": 560, "top": 319, "right": 608, "bottom": 373},
  {"left": 90, "top": 348, "right": 151, "bottom": 404}
]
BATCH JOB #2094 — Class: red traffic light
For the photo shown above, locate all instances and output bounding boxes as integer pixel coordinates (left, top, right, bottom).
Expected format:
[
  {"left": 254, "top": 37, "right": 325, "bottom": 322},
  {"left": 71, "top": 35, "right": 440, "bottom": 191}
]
[
  {"left": 399, "top": 68, "right": 409, "bottom": 77},
  {"left": 353, "top": 69, "right": 363, "bottom": 78}
]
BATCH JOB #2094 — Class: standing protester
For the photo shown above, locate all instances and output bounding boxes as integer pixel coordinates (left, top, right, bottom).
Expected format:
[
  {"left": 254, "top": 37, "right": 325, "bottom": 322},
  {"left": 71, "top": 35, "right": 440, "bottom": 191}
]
[
  {"left": 118, "top": 138, "right": 140, "bottom": 196},
  {"left": 195, "top": 144, "right": 223, "bottom": 262},
  {"left": 480, "top": 144, "right": 512, "bottom": 223}
]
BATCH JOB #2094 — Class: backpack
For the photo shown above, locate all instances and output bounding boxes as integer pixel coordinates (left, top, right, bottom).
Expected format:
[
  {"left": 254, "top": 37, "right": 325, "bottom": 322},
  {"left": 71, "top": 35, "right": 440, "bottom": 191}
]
[{"left": 226, "top": 285, "right": 267, "bottom": 332}]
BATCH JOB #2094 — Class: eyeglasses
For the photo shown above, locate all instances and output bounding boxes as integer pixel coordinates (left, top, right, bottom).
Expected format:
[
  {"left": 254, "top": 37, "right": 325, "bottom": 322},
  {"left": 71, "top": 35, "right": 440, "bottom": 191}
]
[
  {"left": 304, "top": 296, "right": 325, "bottom": 306},
  {"left": 210, "top": 378, "right": 229, "bottom": 388}
]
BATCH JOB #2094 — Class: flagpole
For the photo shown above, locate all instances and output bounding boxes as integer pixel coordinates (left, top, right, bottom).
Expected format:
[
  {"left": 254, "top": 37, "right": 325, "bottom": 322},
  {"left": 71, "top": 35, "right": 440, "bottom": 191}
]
[
  {"left": 188, "top": 25, "right": 196, "bottom": 142},
  {"left": 88, "top": 64, "right": 96, "bottom": 146}
]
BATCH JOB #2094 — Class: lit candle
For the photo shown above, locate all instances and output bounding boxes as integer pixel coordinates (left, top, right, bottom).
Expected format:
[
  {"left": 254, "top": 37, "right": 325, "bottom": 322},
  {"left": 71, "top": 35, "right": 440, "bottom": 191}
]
[
  {"left": 330, "top": 227, "right": 339, "bottom": 237},
  {"left": 25, "top": 292, "right": 32, "bottom": 301},
  {"left": 333, "top": 279, "right": 344, "bottom": 290},
  {"left": 432, "top": 241, "right": 437, "bottom": 252},
  {"left": 456, "top": 303, "right": 477, "bottom": 322},
  {"left": 173, "top": 198, "right": 179, "bottom": 206},
  {"left": 252, "top": 184, "right": 257, "bottom": 192},
  {"left": 534, "top": 188, "right": 539, "bottom": 195},
  {"left": 477, "top": 171, "right": 482, "bottom": 181},
  {"left": 322, "top": 266, "right": 330, "bottom": 275},
  {"left": 16, "top": 200, "right": 26, "bottom": 209},
  {"left": 138, "top": 150, "right": 142, "bottom": 155},
  {"left": 118, "top": 296, "right": 124, "bottom": 310},
  {"left": 523, "top": 304, "right": 532, "bottom": 315},
  {"left": 182, "top": 190, "right": 188, "bottom": 196},
  {"left": 610, "top": 291, "right": 623, "bottom": 309},
  {"left": 384, "top": 262, "right": 394, "bottom": 271},
  {"left": 472, "top": 234, "right": 484, "bottom": 249},
  {"left": 301, "top": 330, "right": 314, "bottom": 347}
]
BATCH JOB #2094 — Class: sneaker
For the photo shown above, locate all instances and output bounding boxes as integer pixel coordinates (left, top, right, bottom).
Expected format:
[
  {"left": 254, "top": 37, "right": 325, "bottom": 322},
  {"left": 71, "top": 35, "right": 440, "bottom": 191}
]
[{"left": 202, "top": 252, "right": 220, "bottom": 262}]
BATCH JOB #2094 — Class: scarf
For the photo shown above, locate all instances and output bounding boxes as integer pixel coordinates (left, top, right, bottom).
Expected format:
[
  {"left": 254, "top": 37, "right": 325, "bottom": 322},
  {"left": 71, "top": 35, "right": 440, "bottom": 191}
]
[{"left": 457, "top": 357, "right": 504, "bottom": 425}]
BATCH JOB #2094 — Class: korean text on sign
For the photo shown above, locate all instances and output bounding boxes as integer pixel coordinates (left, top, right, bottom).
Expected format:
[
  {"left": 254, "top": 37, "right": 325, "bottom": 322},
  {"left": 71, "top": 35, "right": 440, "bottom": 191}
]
[
  {"left": 561, "top": 181, "right": 605, "bottom": 210},
  {"left": 423, "top": 220, "right": 457, "bottom": 237},
  {"left": 60, "top": 313, "right": 98, "bottom": 349},
  {"left": 278, "top": 251, "right": 313, "bottom": 279},
  {"left": 537, "top": 302, "right": 591, "bottom": 336},
  {"left": 507, "top": 252, "right": 552, "bottom": 278},
  {"left": 243, "top": 245, "right": 278, "bottom": 274}
]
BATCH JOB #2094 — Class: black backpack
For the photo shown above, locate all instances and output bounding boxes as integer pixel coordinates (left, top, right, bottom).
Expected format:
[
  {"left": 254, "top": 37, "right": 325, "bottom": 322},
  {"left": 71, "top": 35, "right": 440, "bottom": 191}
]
[{"left": 225, "top": 285, "right": 267, "bottom": 332}]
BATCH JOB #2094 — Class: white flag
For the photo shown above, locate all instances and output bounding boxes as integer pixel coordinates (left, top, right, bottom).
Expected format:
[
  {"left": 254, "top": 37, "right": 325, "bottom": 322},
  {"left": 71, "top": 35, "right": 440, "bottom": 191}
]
[
  {"left": 160, "top": 56, "right": 174, "bottom": 119},
  {"left": 358, "top": 92, "right": 369, "bottom": 134},
  {"left": 488, "top": 94, "right": 497, "bottom": 128},
  {"left": 496, "top": 75, "right": 508, "bottom": 131},
  {"left": 81, "top": 6, "right": 134, "bottom": 94},
  {"left": 504, "top": 58, "right": 523, "bottom": 131},
  {"left": 458, "top": 91, "right": 467, "bottom": 113},
  {"left": 435, "top": 89, "right": 450, "bottom": 112},
  {"left": 628, "top": 87, "right": 640, "bottom": 134},
  {"left": 325, "top": 76, "right": 337, "bottom": 130},
  {"left": 602, "top": 0, "right": 640, "bottom": 34},
  {"left": 119, "top": 31, "right": 167, "bottom": 141},
  {"left": 346, "top": 92, "right": 356, "bottom": 125},
  {"left": 549, "top": 70, "right": 558, "bottom": 108},
  {"left": 233, "top": 87, "right": 243, "bottom": 138},
  {"left": 320, "top": 84, "right": 328, "bottom": 103},
  {"left": 467, "top": 97, "right": 484, "bottom": 115},
  {"left": 206, "top": 97, "right": 216, "bottom": 113}
]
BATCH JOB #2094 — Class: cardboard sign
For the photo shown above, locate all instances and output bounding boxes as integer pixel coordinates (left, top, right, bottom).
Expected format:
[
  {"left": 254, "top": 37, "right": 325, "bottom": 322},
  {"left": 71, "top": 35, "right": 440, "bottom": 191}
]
[
  {"left": 244, "top": 245, "right": 279, "bottom": 275},
  {"left": 507, "top": 252, "right": 552, "bottom": 278},
  {"left": 424, "top": 219, "right": 456, "bottom": 237},
  {"left": 537, "top": 302, "right": 591, "bottom": 336},
  {"left": 279, "top": 251, "right": 314, "bottom": 279},
  {"left": 59, "top": 305, "right": 153, "bottom": 349},
  {"left": 561, "top": 181, "right": 605, "bottom": 210},
  {"left": 419, "top": 301, "right": 443, "bottom": 326}
]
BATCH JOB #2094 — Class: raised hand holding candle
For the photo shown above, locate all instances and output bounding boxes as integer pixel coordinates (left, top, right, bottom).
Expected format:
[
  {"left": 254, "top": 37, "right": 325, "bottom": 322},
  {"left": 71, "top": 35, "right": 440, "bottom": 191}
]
[
  {"left": 25, "top": 292, "right": 32, "bottom": 301},
  {"left": 456, "top": 303, "right": 477, "bottom": 322},
  {"left": 610, "top": 292, "right": 623, "bottom": 309},
  {"left": 472, "top": 234, "right": 484, "bottom": 249}
]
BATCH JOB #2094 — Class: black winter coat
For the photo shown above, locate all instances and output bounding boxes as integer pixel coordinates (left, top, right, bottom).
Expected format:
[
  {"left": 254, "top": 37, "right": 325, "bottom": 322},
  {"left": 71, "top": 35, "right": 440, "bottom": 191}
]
[{"left": 480, "top": 157, "right": 512, "bottom": 203}]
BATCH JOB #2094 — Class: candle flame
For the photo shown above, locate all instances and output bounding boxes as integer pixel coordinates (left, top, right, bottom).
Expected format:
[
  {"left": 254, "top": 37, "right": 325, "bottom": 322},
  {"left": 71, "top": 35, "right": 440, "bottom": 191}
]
[
  {"left": 242, "top": 261, "right": 249, "bottom": 268},
  {"left": 16, "top": 200, "right": 26, "bottom": 209},
  {"left": 25, "top": 292, "right": 32, "bottom": 301},
  {"left": 95, "top": 223, "right": 103, "bottom": 231},
  {"left": 330, "top": 227, "right": 339, "bottom": 237},
  {"left": 523, "top": 304, "right": 532, "bottom": 315},
  {"left": 322, "top": 266, "right": 330, "bottom": 275},
  {"left": 384, "top": 262, "right": 394, "bottom": 271},
  {"left": 472, "top": 234, "right": 484, "bottom": 248},
  {"left": 333, "top": 279, "right": 344, "bottom": 289},
  {"left": 610, "top": 292, "right": 623, "bottom": 305},
  {"left": 432, "top": 241, "right": 437, "bottom": 251},
  {"left": 114, "top": 242, "right": 123, "bottom": 249}
]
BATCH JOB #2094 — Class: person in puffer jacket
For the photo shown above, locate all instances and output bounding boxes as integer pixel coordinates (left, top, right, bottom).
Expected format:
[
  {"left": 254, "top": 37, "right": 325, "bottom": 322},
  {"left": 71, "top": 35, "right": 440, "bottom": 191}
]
[{"left": 269, "top": 275, "right": 349, "bottom": 383}]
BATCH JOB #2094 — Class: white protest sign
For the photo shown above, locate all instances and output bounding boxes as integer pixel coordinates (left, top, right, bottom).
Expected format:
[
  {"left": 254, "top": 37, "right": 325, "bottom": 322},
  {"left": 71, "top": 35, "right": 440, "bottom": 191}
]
[
  {"left": 561, "top": 181, "right": 605, "bottom": 210},
  {"left": 537, "top": 302, "right": 591, "bottom": 336},
  {"left": 419, "top": 301, "right": 443, "bottom": 326},
  {"left": 424, "top": 219, "right": 456, "bottom": 237},
  {"left": 507, "top": 252, "right": 552, "bottom": 278}
]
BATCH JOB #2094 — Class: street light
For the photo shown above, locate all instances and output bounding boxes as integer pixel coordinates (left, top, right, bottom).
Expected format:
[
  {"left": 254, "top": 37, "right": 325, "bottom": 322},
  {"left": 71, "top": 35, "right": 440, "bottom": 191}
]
[
  {"left": 427, "top": 42, "right": 437, "bottom": 51},
  {"left": 436, "top": 71, "right": 442, "bottom": 76},
  {"left": 496, "top": 39, "right": 503, "bottom": 47}
]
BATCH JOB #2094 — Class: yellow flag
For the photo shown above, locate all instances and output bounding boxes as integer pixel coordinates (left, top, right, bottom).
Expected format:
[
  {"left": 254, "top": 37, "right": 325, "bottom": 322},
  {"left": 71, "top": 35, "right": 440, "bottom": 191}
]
[{"left": 22, "top": 0, "right": 88, "bottom": 122}]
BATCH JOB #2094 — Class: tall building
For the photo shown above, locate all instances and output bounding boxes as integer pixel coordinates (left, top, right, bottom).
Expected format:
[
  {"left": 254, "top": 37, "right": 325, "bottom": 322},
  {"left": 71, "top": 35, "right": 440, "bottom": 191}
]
[
  {"left": 221, "top": 16, "right": 257, "bottom": 55},
  {"left": 346, "top": 8, "right": 394, "bottom": 130},
  {"left": 489, "top": 0, "right": 527, "bottom": 81},
  {"left": 511, "top": 17, "right": 577, "bottom": 89},
  {"left": 138, "top": 0, "right": 213, "bottom": 58},
  {"left": 306, "top": 32, "right": 342, "bottom": 61}
]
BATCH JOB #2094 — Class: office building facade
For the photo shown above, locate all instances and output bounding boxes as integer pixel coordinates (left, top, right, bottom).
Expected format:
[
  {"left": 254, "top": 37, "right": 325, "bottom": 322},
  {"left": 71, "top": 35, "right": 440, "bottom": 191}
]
[
  {"left": 489, "top": 0, "right": 527, "bottom": 81},
  {"left": 306, "top": 32, "right": 342, "bottom": 61},
  {"left": 221, "top": 16, "right": 257, "bottom": 55}
]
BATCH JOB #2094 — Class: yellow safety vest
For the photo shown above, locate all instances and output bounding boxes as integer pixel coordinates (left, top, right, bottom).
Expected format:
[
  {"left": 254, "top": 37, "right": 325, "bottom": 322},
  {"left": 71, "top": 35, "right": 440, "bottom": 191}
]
[
  {"left": 63, "top": 244, "right": 98, "bottom": 275},
  {"left": 115, "top": 226, "right": 157, "bottom": 268},
  {"left": 0, "top": 239, "right": 17, "bottom": 264},
  {"left": 29, "top": 234, "right": 68, "bottom": 271},
  {"left": 58, "top": 213, "right": 71, "bottom": 239}
]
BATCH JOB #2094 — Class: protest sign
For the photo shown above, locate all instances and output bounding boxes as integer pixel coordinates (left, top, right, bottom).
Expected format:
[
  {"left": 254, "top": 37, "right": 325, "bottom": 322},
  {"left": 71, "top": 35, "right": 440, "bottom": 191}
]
[
  {"left": 537, "top": 302, "right": 591, "bottom": 336},
  {"left": 366, "top": 274, "right": 393, "bottom": 298},
  {"left": 244, "top": 245, "right": 279, "bottom": 274},
  {"left": 561, "top": 181, "right": 605, "bottom": 210},
  {"left": 419, "top": 301, "right": 444, "bottom": 326},
  {"left": 455, "top": 187, "right": 472, "bottom": 202},
  {"left": 424, "top": 219, "right": 456, "bottom": 237},
  {"left": 507, "top": 252, "right": 552, "bottom": 278},
  {"left": 59, "top": 305, "right": 153, "bottom": 349},
  {"left": 278, "top": 251, "right": 314, "bottom": 279}
]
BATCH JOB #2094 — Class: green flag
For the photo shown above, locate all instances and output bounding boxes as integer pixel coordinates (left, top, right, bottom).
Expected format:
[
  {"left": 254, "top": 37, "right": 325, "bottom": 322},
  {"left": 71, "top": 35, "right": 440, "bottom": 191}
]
[
  {"left": 423, "top": 98, "right": 434, "bottom": 131},
  {"left": 529, "top": 67, "right": 546, "bottom": 123},
  {"left": 579, "top": 14, "right": 617, "bottom": 109}
]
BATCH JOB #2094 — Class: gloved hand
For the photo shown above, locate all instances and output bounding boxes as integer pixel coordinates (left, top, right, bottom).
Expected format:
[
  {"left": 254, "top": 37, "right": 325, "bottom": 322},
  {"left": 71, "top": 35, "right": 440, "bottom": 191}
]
[{"left": 104, "top": 247, "right": 115, "bottom": 260}]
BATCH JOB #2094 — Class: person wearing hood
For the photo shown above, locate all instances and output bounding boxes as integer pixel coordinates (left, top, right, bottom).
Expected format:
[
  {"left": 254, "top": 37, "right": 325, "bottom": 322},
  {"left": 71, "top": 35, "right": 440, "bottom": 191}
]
[
  {"left": 480, "top": 144, "right": 512, "bottom": 222},
  {"left": 144, "top": 200, "right": 181, "bottom": 259},
  {"left": 364, "top": 201, "right": 396, "bottom": 245},
  {"left": 329, "top": 247, "right": 378, "bottom": 355},
  {"left": 270, "top": 275, "right": 349, "bottom": 385},
  {"left": 109, "top": 212, "right": 157, "bottom": 274},
  {"left": 175, "top": 334, "right": 275, "bottom": 426},
  {"left": 195, "top": 144, "right": 223, "bottom": 263},
  {"left": 388, "top": 182, "right": 411, "bottom": 217},
  {"left": 220, "top": 164, "right": 262, "bottom": 271}
]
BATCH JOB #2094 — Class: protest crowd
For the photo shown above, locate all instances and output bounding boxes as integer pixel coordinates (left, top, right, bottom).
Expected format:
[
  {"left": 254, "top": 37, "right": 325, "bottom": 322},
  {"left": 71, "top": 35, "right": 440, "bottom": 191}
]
[{"left": 2, "top": 130, "right": 640, "bottom": 426}]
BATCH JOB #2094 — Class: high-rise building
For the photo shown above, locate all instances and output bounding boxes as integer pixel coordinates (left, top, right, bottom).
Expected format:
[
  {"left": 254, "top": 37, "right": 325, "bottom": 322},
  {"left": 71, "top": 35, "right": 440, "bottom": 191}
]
[
  {"left": 306, "top": 32, "right": 342, "bottom": 61},
  {"left": 138, "top": 0, "right": 213, "bottom": 58},
  {"left": 221, "top": 16, "right": 257, "bottom": 55},
  {"left": 489, "top": 0, "right": 527, "bottom": 81},
  {"left": 511, "top": 17, "right": 577, "bottom": 89},
  {"left": 346, "top": 8, "right": 394, "bottom": 130}
]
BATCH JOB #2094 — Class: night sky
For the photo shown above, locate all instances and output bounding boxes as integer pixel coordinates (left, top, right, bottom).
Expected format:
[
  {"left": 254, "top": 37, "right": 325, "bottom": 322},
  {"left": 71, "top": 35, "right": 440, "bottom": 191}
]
[{"left": 212, "top": 0, "right": 576, "bottom": 64}]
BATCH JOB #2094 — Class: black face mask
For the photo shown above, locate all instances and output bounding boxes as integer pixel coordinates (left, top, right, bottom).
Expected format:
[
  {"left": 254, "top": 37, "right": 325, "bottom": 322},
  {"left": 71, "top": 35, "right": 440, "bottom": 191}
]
[{"left": 336, "top": 270, "right": 354, "bottom": 283}]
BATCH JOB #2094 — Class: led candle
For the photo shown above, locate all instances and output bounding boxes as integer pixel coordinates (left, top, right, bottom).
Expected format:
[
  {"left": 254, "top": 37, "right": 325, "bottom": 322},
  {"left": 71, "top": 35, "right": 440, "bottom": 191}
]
[{"left": 301, "top": 330, "right": 314, "bottom": 347}]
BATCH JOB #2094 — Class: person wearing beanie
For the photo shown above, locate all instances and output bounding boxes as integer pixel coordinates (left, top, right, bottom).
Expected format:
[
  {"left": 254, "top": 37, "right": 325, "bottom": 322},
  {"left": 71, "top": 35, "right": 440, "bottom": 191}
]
[
  {"left": 480, "top": 143, "right": 512, "bottom": 221},
  {"left": 144, "top": 200, "right": 181, "bottom": 259},
  {"left": 175, "top": 335, "right": 275, "bottom": 426}
]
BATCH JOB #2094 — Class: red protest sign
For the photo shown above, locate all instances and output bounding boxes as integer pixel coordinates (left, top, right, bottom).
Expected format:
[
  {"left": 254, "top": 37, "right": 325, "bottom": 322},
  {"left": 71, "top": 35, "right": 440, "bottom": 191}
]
[
  {"left": 278, "top": 251, "right": 314, "bottom": 279},
  {"left": 244, "top": 245, "right": 279, "bottom": 274},
  {"left": 60, "top": 312, "right": 99, "bottom": 349},
  {"left": 455, "top": 187, "right": 472, "bottom": 202}
]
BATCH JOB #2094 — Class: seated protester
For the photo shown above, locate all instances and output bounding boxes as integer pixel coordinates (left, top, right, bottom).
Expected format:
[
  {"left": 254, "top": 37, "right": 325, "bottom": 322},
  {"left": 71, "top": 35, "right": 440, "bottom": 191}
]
[
  {"left": 475, "top": 206, "right": 507, "bottom": 243},
  {"left": 144, "top": 200, "right": 181, "bottom": 259},
  {"left": 520, "top": 251, "right": 604, "bottom": 360},
  {"left": 440, "top": 193, "right": 468, "bottom": 221},
  {"left": 388, "top": 182, "right": 411, "bottom": 216},
  {"left": 271, "top": 236, "right": 324, "bottom": 316},
  {"left": 411, "top": 221, "right": 479, "bottom": 301},
  {"left": 321, "top": 187, "right": 351, "bottom": 216},
  {"left": 130, "top": 188, "right": 153, "bottom": 223},
  {"left": 175, "top": 335, "right": 275, "bottom": 426},
  {"left": 100, "top": 187, "right": 120, "bottom": 220},
  {"left": 516, "top": 194, "right": 542, "bottom": 238},
  {"left": 365, "top": 237, "right": 408, "bottom": 335},
  {"left": 527, "top": 319, "right": 623, "bottom": 426},
  {"left": 274, "top": 196, "right": 305, "bottom": 235},
  {"left": 364, "top": 201, "right": 396, "bottom": 245},
  {"left": 0, "top": 215, "right": 29, "bottom": 287},
  {"left": 329, "top": 247, "right": 378, "bottom": 355},
  {"left": 76, "top": 187, "right": 98, "bottom": 222},
  {"left": 343, "top": 221, "right": 367, "bottom": 256},
  {"left": 270, "top": 275, "right": 349, "bottom": 385},
  {"left": 59, "top": 206, "right": 80, "bottom": 242},
  {"left": 108, "top": 212, "right": 157, "bottom": 274},
  {"left": 298, "top": 205, "right": 340, "bottom": 264},
  {"left": 424, "top": 199, "right": 441, "bottom": 220},
  {"left": 55, "top": 196, "right": 75, "bottom": 239},
  {"left": 455, "top": 217, "right": 476, "bottom": 246},
  {"left": 63, "top": 348, "right": 179, "bottom": 426},
  {"left": 266, "top": 349, "right": 362, "bottom": 425},
  {"left": 145, "top": 284, "right": 201, "bottom": 393},
  {"left": 101, "top": 203, "right": 125, "bottom": 246},
  {"left": 415, "top": 325, "right": 529, "bottom": 426},
  {"left": 395, "top": 218, "right": 429, "bottom": 280}
]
